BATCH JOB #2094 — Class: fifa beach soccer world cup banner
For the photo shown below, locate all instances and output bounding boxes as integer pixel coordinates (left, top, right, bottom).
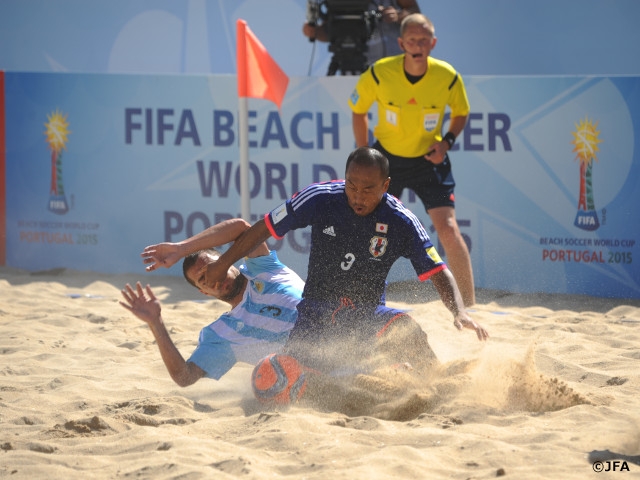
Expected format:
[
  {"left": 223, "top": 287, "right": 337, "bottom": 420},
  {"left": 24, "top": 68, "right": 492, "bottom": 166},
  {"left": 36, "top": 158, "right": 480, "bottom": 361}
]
[{"left": 2, "top": 72, "right": 639, "bottom": 298}]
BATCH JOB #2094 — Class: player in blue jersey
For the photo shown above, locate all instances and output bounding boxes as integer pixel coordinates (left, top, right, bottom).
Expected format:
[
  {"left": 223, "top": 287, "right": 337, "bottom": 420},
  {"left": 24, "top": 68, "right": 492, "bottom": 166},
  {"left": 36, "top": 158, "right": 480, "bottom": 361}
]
[
  {"left": 119, "top": 218, "right": 304, "bottom": 387},
  {"left": 201, "top": 147, "right": 488, "bottom": 376},
  {"left": 350, "top": 13, "right": 476, "bottom": 307}
]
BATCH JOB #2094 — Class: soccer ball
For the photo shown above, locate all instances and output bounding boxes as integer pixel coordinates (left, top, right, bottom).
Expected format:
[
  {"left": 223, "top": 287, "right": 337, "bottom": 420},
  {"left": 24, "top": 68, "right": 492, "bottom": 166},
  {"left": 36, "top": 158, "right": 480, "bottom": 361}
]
[{"left": 251, "top": 354, "right": 307, "bottom": 405}]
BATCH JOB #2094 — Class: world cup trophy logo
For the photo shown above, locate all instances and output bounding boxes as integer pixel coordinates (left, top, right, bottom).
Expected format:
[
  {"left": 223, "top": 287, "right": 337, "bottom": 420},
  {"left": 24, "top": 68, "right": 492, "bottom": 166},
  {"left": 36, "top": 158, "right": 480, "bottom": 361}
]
[
  {"left": 571, "top": 117, "right": 602, "bottom": 231},
  {"left": 44, "top": 110, "right": 71, "bottom": 214}
]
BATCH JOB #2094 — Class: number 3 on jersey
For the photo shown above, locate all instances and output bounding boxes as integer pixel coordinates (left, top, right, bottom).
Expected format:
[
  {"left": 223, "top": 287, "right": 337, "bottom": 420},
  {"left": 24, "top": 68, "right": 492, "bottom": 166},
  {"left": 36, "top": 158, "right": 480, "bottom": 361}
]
[{"left": 341, "top": 253, "right": 355, "bottom": 271}]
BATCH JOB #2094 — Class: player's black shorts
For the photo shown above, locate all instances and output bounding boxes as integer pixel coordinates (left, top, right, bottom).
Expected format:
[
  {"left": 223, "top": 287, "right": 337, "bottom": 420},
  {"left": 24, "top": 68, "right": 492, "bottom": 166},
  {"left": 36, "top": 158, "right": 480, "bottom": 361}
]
[
  {"left": 373, "top": 141, "right": 456, "bottom": 210},
  {"left": 283, "top": 297, "right": 408, "bottom": 375}
]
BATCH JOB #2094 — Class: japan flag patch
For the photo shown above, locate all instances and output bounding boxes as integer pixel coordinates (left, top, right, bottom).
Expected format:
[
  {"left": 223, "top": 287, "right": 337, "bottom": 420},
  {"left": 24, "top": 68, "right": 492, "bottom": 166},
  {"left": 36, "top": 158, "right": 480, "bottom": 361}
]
[{"left": 375, "top": 223, "right": 388, "bottom": 233}]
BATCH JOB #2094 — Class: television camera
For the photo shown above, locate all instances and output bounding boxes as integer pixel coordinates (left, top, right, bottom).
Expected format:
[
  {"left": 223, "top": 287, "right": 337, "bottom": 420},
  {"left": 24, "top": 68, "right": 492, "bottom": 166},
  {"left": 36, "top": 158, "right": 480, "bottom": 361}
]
[{"left": 307, "top": 0, "right": 380, "bottom": 76}]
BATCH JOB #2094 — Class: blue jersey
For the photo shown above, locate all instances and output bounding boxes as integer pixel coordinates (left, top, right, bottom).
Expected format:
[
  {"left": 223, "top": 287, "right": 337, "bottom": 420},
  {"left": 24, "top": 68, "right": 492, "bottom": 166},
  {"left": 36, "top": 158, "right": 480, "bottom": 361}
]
[
  {"left": 187, "top": 251, "right": 304, "bottom": 380},
  {"left": 265, "top": 181, "right": 445, "bottom": 305}
]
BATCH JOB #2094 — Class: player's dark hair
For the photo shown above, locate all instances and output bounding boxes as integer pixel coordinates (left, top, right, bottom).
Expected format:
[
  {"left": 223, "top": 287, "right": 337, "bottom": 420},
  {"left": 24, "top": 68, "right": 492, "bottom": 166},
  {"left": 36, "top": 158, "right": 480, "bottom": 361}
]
[
  {"left": 345, "top": 146, "right": 390, "bottom": 179},
  {"left": 182, "top": 248, "right": 222, "bottom": 288}
]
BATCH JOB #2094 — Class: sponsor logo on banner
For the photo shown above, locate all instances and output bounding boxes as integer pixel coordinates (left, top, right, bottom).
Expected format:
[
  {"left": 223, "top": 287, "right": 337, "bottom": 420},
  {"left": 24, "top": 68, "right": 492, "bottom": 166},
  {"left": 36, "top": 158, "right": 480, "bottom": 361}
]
[
  {"left": 571, "top": 117, "right": 602, "bottom": 231},
  {"left": 44, "top": 110, "right": 71, "bottom": 215}
]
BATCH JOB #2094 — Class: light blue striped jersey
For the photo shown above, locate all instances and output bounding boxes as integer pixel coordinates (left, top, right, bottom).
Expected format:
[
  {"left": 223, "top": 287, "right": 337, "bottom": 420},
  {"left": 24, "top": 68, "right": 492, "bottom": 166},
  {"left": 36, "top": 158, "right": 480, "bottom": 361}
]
[{"left": 187, "top": 251, "right": 304, "bottom": 380}]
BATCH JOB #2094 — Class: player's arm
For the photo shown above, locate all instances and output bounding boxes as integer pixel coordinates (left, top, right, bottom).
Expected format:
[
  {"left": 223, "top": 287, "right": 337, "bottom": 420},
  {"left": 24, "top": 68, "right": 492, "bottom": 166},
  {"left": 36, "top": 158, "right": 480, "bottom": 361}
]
[
  {"left": 120, "top": 282, "right": 206, "bottom": 386},
  {"left": 180, "top": 217, "right": 269, "bottom": 259},
  {"left": 352, "top": 112, "right": 370, "bottom": 147},
  {"left": 142, "top": 218, "right": 269, "bottom": 271},
  {"left": 430, "top": 269, "right": 489, "bottom": 341},
  {"left": 204, "top": 218, "right": 273, "bottom": 286},
  {"left": 147, "top": 317, "right": 205, "bottom": 387}
]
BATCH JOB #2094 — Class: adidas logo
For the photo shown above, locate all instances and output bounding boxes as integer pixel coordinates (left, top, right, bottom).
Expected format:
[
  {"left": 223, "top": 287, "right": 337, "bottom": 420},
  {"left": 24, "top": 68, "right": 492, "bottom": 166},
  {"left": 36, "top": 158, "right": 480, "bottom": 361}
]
[{"left": 323, "top": 226, "right": 336, "bottom": 237}]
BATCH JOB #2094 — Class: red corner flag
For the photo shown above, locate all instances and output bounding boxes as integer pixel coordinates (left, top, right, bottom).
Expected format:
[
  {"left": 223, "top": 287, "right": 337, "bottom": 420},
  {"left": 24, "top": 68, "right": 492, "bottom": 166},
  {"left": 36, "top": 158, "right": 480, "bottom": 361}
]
[{"left": 236, "top": 19, "right": 289, "bottom": 109}]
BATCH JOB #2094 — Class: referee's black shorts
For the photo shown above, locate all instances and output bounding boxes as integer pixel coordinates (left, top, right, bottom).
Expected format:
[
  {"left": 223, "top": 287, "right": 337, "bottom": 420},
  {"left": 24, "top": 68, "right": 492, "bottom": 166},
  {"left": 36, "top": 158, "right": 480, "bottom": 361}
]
[{"left": 373, "top": 141, "right": 456, "bottom": 210}]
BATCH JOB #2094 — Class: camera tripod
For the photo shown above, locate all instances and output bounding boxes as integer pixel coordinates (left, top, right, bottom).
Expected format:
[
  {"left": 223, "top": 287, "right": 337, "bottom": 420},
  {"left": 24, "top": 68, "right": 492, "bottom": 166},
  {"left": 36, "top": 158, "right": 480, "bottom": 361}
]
[{"left": 326, "top": 45, "right": 369, "bottom": 76}]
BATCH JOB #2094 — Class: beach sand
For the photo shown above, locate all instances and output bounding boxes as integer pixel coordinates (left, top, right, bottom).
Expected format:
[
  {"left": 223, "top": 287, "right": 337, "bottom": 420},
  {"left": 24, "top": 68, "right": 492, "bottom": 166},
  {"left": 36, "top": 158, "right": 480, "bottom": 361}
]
[{"left": 1, "top": 266, "right": 639, "bottom": 479}]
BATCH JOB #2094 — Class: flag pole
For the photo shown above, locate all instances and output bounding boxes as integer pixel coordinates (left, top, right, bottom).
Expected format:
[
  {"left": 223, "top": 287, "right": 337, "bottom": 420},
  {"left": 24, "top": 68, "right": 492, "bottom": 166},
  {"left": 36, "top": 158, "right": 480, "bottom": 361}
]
[
  {"left": 236, "top": 20, "right": 251, "bottom": 222},
  {"left": 238, "top": 96, "right": 250, "bottom": 222},
  {"left": 236, "top": 19, "right": 289, "bottom": 222}
]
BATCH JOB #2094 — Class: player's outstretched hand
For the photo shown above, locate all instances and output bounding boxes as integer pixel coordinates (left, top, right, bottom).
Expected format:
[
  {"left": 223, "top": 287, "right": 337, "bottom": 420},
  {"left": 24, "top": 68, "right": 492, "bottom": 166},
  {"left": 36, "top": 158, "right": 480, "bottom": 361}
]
[
  {"left": 141, "top": 243, "right": 181, "bottom": 271},
  {"left": 120, "top": 282, "right": 161, "bottom": 326},
  {"left": 454, "top": 314, "right": 489, "bottom": 341}
]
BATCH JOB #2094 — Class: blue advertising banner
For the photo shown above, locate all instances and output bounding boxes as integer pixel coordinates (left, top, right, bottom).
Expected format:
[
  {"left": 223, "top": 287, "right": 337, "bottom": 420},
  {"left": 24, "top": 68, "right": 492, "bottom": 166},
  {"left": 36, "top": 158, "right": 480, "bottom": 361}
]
[{"left": 3, "top": 72, "right": 639, "bottom": 298}]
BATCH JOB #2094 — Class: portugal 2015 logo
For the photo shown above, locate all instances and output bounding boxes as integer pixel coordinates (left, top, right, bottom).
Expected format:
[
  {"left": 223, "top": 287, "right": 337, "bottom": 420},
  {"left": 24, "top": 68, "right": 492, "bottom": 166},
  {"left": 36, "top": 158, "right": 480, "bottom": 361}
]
[
  {"left": 571, "top": 117, "right": 601, "bottom": 231},
  {"left": 44, "top": 110, "right": 71, "bottom": 215}
]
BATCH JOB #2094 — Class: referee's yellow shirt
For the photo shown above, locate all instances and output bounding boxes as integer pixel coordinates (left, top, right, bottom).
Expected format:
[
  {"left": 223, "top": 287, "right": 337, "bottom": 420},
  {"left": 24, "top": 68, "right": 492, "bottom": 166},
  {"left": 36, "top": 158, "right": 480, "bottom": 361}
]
[{"left": 348, "top": 54, "right": 470, "bottom": 158}]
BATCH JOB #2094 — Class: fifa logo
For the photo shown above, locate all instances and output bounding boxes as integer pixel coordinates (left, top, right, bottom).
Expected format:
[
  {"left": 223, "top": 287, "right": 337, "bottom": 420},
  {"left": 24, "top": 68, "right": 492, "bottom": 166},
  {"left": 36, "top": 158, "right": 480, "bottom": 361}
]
[
  {"left": 571, "top": 117, "right": 601, "bottom": 231},
  {"left": 44, "top": 110, "right": 71, "bottom": 215}
]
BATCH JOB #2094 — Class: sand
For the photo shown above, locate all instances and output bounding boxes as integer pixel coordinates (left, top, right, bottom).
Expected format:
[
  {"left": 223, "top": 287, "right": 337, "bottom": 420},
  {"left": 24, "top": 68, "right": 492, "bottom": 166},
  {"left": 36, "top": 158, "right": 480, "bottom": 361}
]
[{"left": 1, "top": 266, "right": 639, "bottom": 479}]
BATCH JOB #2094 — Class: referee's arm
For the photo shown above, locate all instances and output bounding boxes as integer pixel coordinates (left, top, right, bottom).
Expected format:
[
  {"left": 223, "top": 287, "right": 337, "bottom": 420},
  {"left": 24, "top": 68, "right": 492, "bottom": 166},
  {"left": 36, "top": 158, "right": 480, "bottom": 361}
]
[{"left": 352, "top": 112, "right": 369, "bottom": 147}]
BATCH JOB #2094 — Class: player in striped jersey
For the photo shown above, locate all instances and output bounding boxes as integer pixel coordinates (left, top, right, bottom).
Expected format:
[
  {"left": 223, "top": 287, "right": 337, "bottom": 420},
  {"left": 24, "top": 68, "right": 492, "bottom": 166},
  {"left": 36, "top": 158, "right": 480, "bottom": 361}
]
[
  {"left": 202, "top": 147, "right": 488, "bottom": 376},
  {"left": 120, "top": 218, "right": 304, "bottom": 387}
]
